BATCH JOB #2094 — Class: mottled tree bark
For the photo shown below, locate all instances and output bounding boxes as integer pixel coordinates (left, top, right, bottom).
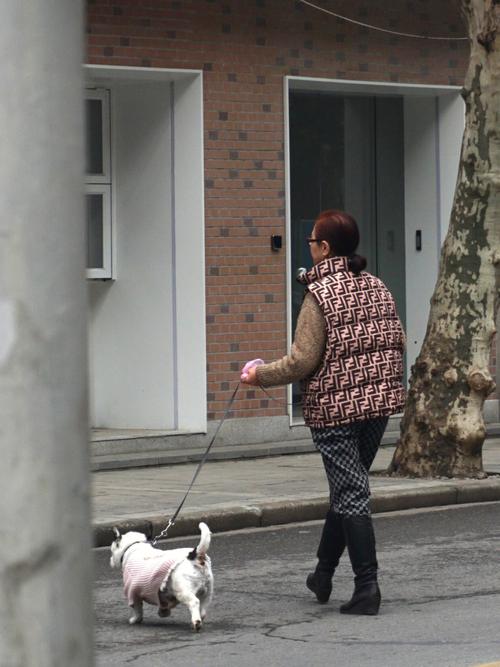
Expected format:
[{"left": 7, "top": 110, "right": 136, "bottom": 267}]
[{"left": 390, "top": 0, "right": 500, "bottom": 478}]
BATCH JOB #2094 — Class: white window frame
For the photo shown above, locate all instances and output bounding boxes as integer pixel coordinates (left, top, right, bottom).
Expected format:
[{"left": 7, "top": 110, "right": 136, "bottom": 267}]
[
  {"left": 85, "top": 87, "right": 113, "bottom": 279},
  {"left": 85, "top": 184, "right": 112, "bottom": 280},
  {"left": 85, "top": 88, "right": 111, "bottom": 183}
]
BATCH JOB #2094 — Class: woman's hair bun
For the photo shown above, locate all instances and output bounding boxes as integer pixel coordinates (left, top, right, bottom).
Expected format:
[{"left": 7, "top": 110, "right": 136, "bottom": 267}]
[{"left": 347, "top": 254, "right": 367, "bottom": 275}]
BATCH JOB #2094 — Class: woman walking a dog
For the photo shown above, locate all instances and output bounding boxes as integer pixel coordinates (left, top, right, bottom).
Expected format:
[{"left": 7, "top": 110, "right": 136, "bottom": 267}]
[{"left": 241, "top": 209, "right": 405, "bottom": 616}]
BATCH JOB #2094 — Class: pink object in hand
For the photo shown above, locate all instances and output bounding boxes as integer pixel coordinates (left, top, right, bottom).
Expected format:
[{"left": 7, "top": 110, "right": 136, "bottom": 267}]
[{"left": 240, "top": 358, "right": 264, "bottom": 380}]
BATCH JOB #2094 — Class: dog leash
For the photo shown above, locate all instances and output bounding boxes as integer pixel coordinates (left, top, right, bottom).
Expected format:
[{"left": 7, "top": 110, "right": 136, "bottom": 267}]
[
  {"left": 151, "top": 381, "right": 241, "bottom": 545},
  {"left": 150, "top": 380, "right": 303, "bottom": 545}
]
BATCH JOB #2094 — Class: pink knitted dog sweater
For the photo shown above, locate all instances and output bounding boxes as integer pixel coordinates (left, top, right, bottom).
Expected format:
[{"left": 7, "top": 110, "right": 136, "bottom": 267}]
[{"left": 123, "top": 546, "right": 192, "bottom": 606}]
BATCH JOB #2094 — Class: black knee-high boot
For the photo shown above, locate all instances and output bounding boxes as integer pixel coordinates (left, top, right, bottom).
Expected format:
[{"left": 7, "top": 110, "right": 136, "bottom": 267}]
[
  {"left": 306, "top": 510, "right": 346, "bottom": 604},
  {"left": 340, "top": 514, "right": 381, "bottom": 615}
]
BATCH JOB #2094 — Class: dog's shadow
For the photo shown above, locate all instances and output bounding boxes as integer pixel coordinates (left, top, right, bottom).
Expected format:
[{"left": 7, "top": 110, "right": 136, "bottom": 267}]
[{"left": 125, "top": 615, "right": 241, "bottom": 634}]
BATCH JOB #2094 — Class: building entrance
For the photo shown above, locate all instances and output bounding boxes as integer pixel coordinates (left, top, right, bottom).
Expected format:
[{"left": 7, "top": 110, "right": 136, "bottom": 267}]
[{"left": 289, "top": 91, "right": 406, "bottom": 419}]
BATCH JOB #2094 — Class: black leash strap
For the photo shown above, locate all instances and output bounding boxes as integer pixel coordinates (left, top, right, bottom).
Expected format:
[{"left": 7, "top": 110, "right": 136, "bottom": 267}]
[{"left": 151, "top": 382, "right": 241, "bottom": 545}]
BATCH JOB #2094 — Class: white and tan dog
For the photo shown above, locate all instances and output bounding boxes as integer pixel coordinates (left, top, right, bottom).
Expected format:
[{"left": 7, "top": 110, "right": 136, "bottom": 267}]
[{"left": 110, "top": 522, "right": 214, "bottom": 631}]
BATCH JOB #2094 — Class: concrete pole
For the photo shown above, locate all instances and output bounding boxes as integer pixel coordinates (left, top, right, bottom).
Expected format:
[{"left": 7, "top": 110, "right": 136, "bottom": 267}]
[{"left": 0, "top": 2, "right": 93, "bottom": 666}]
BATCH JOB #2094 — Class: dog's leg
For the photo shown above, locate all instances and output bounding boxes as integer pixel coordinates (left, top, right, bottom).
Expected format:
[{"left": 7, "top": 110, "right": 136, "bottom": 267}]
[
  {"left": 158, "top": 607, "right": 171, "bottom": 618},
  {"left": 175, "top": 590, "right": 203, "bottom": 631},
  {"left": 128, "top": 601, "right": 143, "bottom": 625},
  {"left": 158, "top": 589, "right": 174, "bottom": 618},
  {"left": 199, "top": 580, "right": 214, "bottom": 621},
  {"left": 199, "top": 596, "right": 209, "bottom": 622}
]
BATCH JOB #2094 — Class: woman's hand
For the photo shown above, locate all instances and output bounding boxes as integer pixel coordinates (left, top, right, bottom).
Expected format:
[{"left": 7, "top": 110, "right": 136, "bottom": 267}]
[
  {"left": 240, "top": 358, "right": 264, "bottom": 385},
  {"left": 241, "top": 365, "right": 259, "bottom": 385}
]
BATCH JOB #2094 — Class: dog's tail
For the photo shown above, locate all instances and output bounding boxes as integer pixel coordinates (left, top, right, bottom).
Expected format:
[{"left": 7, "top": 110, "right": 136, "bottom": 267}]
[{"left": 188, "top": 522, "right": 211, "bottom": 564}]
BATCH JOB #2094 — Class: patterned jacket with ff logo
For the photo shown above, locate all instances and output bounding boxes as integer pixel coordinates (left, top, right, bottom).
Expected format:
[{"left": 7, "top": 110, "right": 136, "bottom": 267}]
[{"left": 297, "top": 256, "right": 406, "bottom": 427}]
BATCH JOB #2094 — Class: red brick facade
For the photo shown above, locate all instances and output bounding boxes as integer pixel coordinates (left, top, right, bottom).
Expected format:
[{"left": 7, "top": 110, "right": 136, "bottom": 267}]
[{"left": 86, "top": 0, "right": 471, "bottom": 420}]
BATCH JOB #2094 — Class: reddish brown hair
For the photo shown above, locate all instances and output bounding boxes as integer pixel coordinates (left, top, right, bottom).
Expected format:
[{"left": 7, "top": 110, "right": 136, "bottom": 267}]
[{"left": 314, "top": 209, "right": 367, "bottom": 274}]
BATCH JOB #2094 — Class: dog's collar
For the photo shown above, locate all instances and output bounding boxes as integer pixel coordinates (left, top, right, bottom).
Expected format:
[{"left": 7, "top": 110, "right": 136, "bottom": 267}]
[{"left": 120, "top": 540, "right": 145, "bottom": 564}]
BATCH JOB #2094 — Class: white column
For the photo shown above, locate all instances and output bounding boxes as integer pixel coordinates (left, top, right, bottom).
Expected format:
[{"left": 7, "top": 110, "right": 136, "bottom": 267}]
[
  {"left": 0, "top": 2, "right": 93, "bottom": 666},
  {"left": 437, "top": 93, "right": 465, "bottom": 244},
  {"left": 404, "top": 96, "right": 440, "bottom": 378}
]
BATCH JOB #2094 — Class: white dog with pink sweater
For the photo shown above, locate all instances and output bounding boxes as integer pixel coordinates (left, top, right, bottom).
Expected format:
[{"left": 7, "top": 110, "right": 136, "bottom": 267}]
[{"left": 110, "top": 522, "right": 214, "bottom": 631}]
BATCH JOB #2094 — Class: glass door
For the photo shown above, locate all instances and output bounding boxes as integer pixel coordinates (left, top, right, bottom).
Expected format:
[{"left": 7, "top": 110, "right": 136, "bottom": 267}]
[{"left": 289, "top": 92, "right": 406, "bottom": 421}]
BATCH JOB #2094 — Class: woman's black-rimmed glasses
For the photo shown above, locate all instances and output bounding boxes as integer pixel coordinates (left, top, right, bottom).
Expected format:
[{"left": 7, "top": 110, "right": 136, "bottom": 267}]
[{"left": 306, "top": 237, "right": 323, "bottom": 245}]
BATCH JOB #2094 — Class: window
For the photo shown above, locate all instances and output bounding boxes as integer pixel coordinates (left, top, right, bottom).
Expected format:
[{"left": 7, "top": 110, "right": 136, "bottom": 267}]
[{"left": 85, "top": 88, "right": 112, "bottom": 279}]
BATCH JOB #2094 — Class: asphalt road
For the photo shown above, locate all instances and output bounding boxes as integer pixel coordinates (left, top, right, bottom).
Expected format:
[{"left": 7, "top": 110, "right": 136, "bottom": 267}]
[{"left": 94, "top": 502, "right": 500, "bottom": 667}]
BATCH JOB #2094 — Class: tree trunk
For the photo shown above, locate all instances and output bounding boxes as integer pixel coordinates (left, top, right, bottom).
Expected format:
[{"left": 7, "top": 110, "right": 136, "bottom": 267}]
[{"left": 389, "top": 0, "right": 500, "bottom": 478}]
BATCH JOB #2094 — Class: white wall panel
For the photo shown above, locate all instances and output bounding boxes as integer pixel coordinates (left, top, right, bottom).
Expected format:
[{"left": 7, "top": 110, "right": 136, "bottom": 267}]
[
  {"left": 88, "top": 82, "right": 174, "bottom": 428},
  {"left": 404, "top": 97, "right": 440, "bottom": 376},
  {"left": 173, "top": 76, "right": 206, "bottom": 432},
  {"left": 438, "top": 94, "right": 465, "bottom": 243}
]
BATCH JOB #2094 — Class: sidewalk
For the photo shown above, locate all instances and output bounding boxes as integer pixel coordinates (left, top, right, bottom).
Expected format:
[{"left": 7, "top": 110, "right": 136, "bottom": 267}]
[{"left": 93, "top": 438, "right": 500, "bottom": 547}]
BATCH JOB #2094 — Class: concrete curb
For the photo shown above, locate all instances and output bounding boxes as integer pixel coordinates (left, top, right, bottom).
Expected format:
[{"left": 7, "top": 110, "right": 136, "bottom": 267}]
[{"left": 93, "top": 477, "right": 500, "bottom": 547}]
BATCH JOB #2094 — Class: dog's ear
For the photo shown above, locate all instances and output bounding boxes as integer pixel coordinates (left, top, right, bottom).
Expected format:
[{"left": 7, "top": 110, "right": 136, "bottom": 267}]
[{"left": 112, "top": 527, "right": 121, "bottom": 540}]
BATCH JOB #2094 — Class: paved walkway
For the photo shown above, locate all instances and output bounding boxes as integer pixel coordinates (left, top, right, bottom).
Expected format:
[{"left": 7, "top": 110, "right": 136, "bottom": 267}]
[{"left": 93, "top": 438, "right": 500, "bottom": 546}]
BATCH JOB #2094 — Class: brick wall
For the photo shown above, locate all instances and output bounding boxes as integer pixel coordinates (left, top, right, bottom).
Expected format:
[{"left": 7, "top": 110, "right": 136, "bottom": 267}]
[{"left": 87, "top": 0, "right": 472, "bottom": 420}]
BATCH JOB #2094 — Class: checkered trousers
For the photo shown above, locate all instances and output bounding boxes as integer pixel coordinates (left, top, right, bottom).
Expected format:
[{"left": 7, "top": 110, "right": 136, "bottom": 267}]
[{"left": 311, "top": 416, "right": 389, "bottom": 516}]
